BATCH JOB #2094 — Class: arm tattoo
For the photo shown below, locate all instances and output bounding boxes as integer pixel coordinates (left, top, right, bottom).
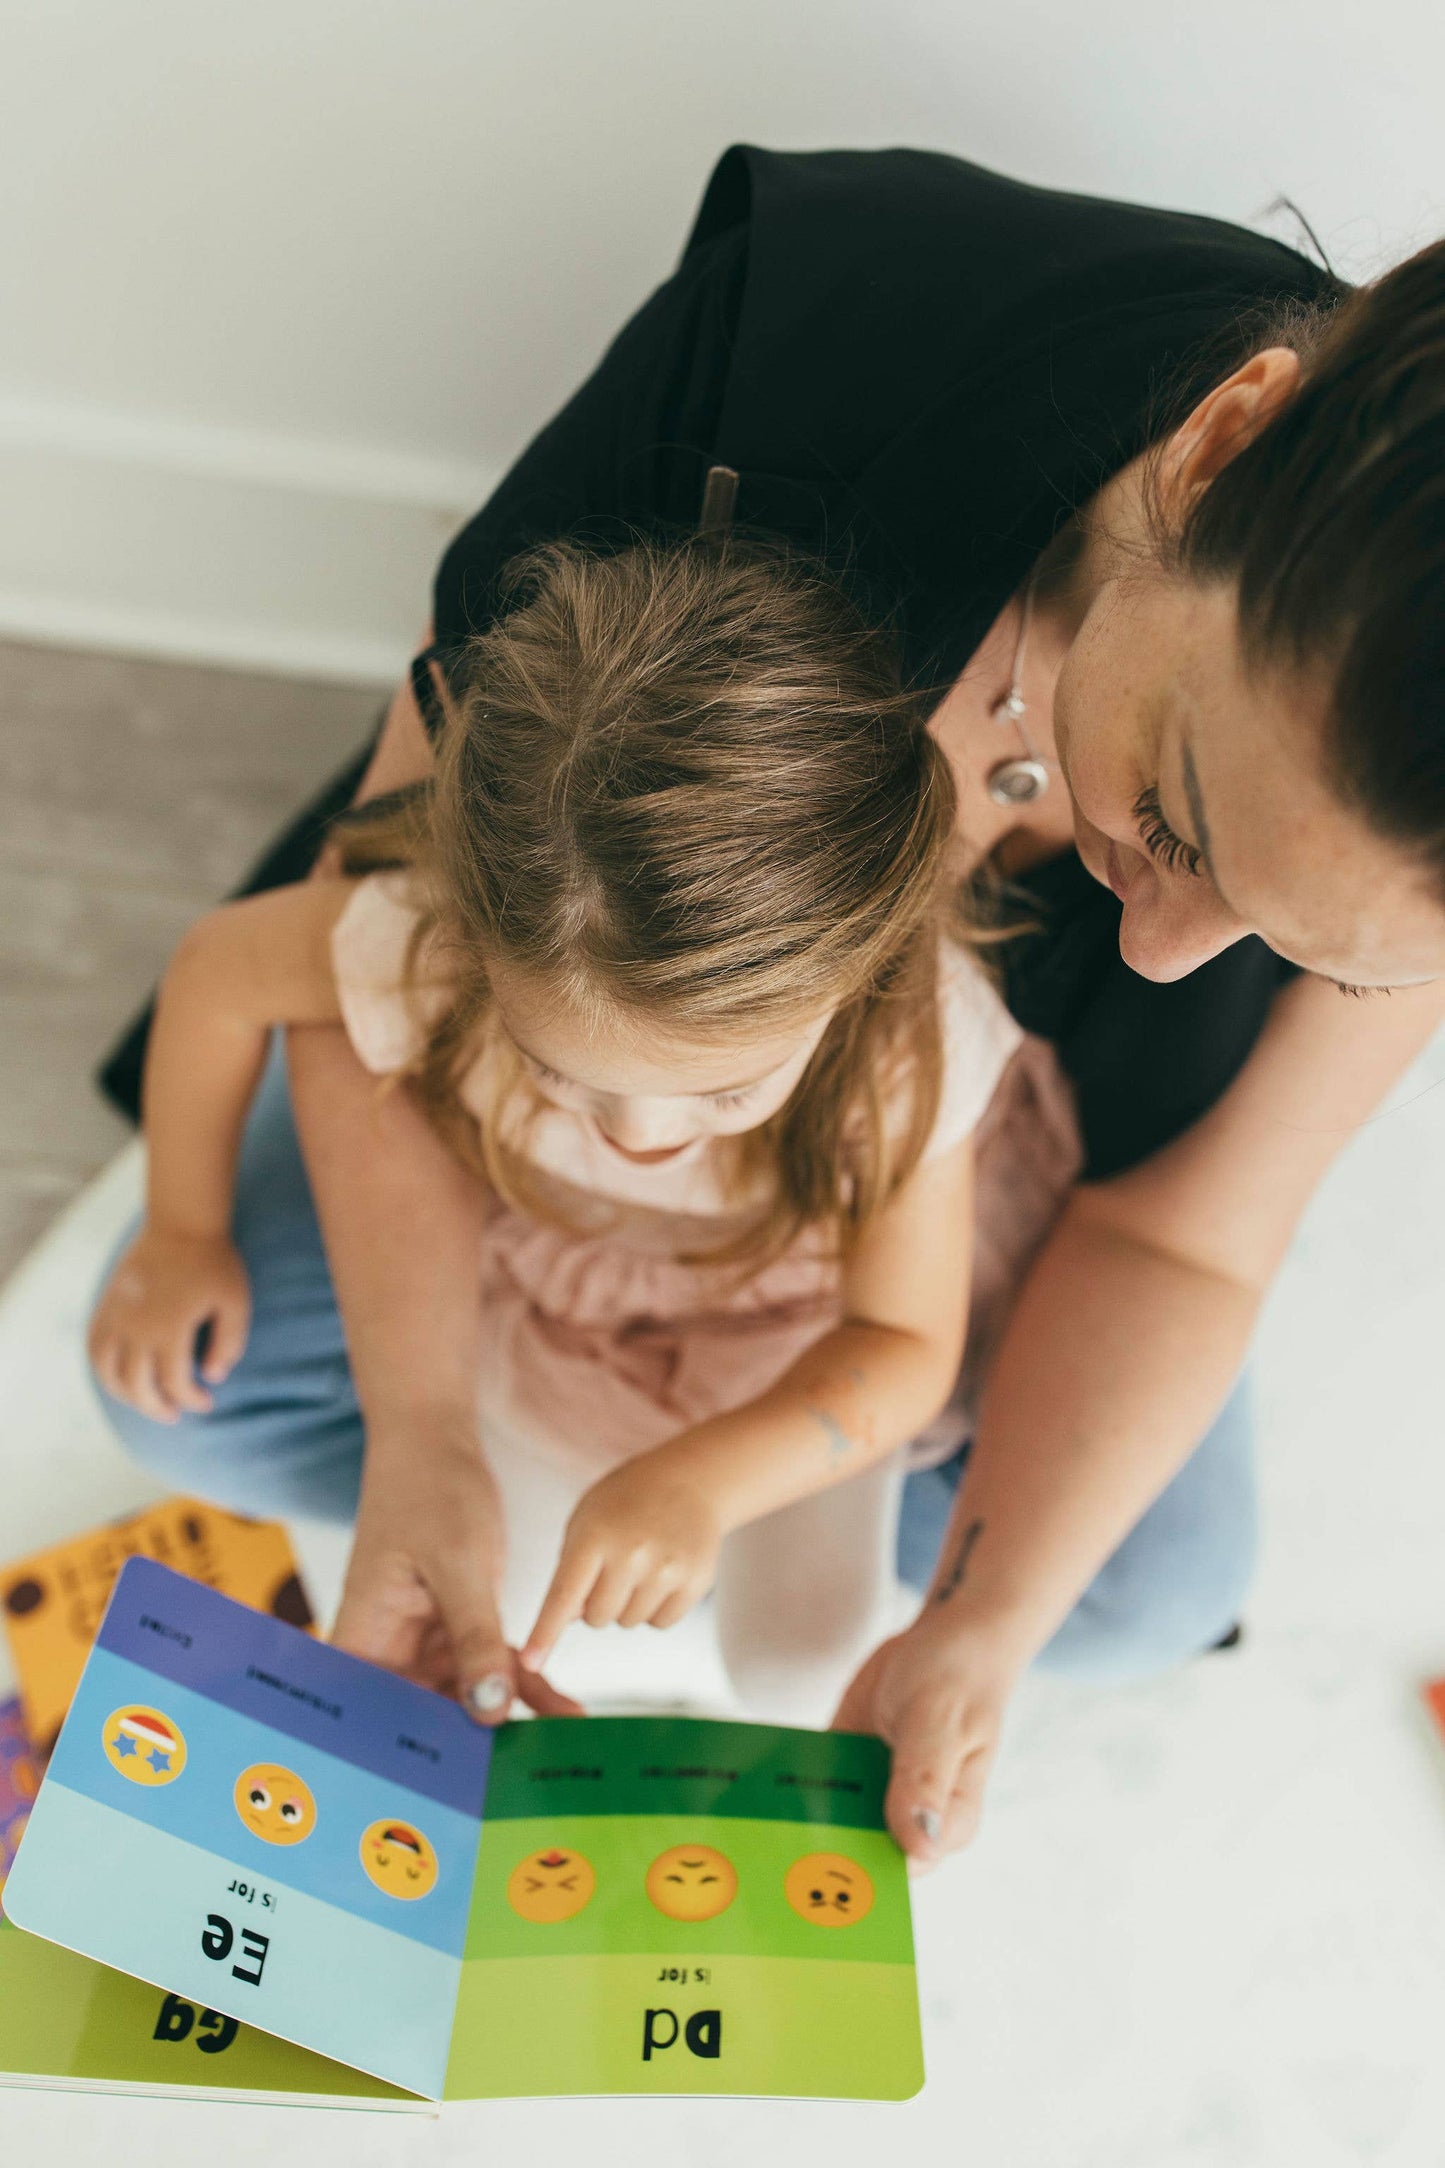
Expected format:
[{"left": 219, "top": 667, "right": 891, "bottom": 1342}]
[
  {"left": 932, "top": 1517, "right": 984, "bottom": 1605},
  {"left": 808, "top": 1407, "right": 857, "bottom": 1462}
]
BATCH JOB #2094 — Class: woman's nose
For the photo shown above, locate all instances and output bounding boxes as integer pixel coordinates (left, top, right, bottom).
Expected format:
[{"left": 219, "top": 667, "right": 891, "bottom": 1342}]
[{"left": 1117, "top": 880, "right": 1250, "bottom": 983}]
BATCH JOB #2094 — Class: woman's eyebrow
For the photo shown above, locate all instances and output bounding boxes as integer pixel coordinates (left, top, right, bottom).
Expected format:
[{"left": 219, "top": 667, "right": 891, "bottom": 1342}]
[
  {"left": 1179, "top": 737, "right": 1216, "bottom": 878},
  {"left": 1173, "top": 732, "right": 1243, "bottom": 918}
]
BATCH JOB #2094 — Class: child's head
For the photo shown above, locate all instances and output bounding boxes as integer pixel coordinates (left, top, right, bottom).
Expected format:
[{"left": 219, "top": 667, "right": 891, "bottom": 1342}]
[{"left": 355, "top": 538, "right": 959, "bottom": 1250}]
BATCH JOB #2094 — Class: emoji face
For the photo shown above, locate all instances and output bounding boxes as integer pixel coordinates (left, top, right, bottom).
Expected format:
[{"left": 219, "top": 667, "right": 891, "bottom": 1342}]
[
  {"left": 233, "top": 1763, "right": 317, "bottom": 1845},
  {"left": 360, "top": 1817, "right": 438, "bottom": 1899},
  {"left": 102, "top": 1705, "right": 187, "bottom": 1786},
  {"left": 506, "top": 1846, "right": 597, "bottom": 1923},
  {"left": 783, "top": 1851, "right": 875, "bottom": 1927},
  {"left": 645, "top": 1843, "right": 738, "bottom": 1922}
]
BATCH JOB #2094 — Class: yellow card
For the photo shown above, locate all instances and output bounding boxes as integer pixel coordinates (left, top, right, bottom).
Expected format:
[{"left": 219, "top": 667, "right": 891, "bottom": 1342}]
[{"left": 1, "top": 1499, "right": 312, "bottom": 1756}]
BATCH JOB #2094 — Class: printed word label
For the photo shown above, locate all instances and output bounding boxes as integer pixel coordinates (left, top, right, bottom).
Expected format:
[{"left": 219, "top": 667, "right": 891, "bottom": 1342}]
[
  {"left": 642, "top": 2007, "right": 722, "bottom": 2061},
  {"left": 152, "top": 1994, "right": 239, "bottom": 2055}
]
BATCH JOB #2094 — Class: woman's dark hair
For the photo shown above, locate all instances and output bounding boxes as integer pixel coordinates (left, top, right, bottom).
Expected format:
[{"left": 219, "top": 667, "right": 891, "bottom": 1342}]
[{"left": 1163, "top": 236, "right": 1445, "bottom": 892}]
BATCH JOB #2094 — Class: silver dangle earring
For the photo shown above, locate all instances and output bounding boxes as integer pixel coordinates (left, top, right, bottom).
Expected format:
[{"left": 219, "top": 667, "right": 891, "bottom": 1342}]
[{"left": 987, "top": 578, "right": 1052, "bottom": 807}]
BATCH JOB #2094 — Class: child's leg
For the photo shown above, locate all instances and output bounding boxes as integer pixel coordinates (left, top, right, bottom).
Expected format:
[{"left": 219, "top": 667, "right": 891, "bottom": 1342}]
[
  {"left": 714, "top": 1454, "right": 906, "bottom": 1727},
  {"left": 90, "top": 1037, "right": 364, "bottom": 1523}
]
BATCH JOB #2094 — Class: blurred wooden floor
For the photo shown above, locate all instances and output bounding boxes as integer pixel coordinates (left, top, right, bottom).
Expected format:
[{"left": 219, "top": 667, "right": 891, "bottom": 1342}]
[{"left": 0, "top": 638, "right": 386, "bottom": 1283}]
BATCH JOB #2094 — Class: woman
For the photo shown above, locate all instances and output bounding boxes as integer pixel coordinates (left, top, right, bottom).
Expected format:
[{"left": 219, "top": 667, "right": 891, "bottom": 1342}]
[{"left": 97, "top": 147, "right": 1445, "bottom": 1862}]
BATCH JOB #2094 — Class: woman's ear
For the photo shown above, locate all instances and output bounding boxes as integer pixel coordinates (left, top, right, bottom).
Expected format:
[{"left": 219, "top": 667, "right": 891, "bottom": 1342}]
[{"left": 1157, "top": 346, "right": 1303, "bottom": 517}]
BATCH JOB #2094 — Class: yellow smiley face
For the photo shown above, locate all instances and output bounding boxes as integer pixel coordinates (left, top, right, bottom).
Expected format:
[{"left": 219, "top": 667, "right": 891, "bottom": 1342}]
[
  {"left": 783, "top": 1850, "right": 875, "bottom": 1927},
  {"left": 233, "top": 1763, "right": 317, "bottom": 1846},
  {"left": 645, "top": 1843, "right": 738, "bottom": 1923},
  {"left": 506, "top": 1846, "right": 597, "bottom": 1923},
  {"left": 102, "top": 1705, "right": 187, "bottom": 1787},
  {"left": 360, "top": 1817, "right": 439, "bottom": 1900}
]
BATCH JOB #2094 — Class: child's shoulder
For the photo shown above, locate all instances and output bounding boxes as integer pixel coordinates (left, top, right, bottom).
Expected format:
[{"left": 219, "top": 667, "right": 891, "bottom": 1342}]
[
  {"left": 331, "top": 870, "right": 450, "bottom": 1077},
  {"left": 927, "top": 938, "right": 1024, "bottom": 1158},
  {"left": 937, "top": 936, "right": 1020, "bottom": 1045}
]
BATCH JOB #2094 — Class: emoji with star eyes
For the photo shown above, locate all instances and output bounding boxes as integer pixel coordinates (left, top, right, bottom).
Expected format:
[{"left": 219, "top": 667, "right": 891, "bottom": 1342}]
[
  {"left": 233, "top": 1762, "right": 317, "bottom": 1845},
  {"left": 645, "top": 1843, "right": 738, "bottom": 1922},
  {"left": 360, "top": 1817, "right": 439, "bottom": 1899},
  {"left": 506, "top": 1846, "right": 597, "bottom": 1923},
  {"left": 783, "top": 1850, "right": 875, "bottom": 1927},
  {"left": 102, "top": 1704, "right": 187, "bottom": 1787}
]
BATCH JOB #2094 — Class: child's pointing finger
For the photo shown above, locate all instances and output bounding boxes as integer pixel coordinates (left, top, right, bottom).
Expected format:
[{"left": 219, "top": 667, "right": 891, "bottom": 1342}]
[{"left": 521, "top": 1541, "right": 602, "bottom": 1672}]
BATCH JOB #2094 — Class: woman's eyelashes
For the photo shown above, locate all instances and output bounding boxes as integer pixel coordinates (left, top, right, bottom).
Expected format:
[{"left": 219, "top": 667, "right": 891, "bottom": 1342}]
[{"left": 1132, "top": 784, "right": 1204, "bottom": 878}]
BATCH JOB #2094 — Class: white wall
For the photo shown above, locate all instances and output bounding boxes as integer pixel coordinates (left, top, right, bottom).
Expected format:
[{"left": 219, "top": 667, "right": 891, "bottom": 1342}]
[{"left": 2, "top": 0, "right": 1443, "bottom": 686}]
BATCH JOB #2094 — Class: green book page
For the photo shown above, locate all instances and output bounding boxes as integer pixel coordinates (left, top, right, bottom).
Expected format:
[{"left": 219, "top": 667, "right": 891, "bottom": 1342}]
[
  {"left": 445, "top": 1716, "right": 923, "bottom": 2101},
  {"left": 0, "top": 1915, "right": 413, "bottom": 2108}
]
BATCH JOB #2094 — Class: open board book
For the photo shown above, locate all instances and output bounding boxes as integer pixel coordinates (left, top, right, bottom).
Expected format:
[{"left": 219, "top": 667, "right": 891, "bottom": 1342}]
[{"left": 0, "top": 1556, "right": 923, "bottom": 2107}]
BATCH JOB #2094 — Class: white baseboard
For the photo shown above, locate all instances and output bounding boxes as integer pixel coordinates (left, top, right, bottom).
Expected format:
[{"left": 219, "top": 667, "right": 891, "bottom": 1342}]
[{"left": 0, "top": 395, "right": 497, "bottom": 686}]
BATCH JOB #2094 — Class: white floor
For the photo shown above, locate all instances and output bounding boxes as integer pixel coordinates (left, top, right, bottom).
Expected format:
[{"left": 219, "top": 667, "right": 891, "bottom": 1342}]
[{"left": 4, "top": 1037, "right": 1445, "bottom": 2168}]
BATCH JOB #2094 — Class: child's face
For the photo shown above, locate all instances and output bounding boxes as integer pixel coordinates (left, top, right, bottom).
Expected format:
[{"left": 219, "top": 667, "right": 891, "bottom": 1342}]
[{"left": 489, "top": 965, "right": 836, "bottom": 1161}]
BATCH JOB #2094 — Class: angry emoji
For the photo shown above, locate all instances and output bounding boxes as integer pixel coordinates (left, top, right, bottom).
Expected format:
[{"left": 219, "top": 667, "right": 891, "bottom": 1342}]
[{"left": 506, "top": 1846, "right": 597, "bottom": 1923}]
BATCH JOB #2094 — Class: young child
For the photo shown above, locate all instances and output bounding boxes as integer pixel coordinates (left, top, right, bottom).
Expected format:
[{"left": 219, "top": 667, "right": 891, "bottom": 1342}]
[{"left": 90, "top": 540, "right": 1023, "bottom": 1722}]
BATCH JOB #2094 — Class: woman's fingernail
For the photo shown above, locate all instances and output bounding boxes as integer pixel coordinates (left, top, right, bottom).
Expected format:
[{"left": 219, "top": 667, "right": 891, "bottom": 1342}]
[
  {"left": 913, "top": 1806, "right": 942, "bottom": 1845},
  {"left": 468, "top": 1673, "right": 510, "bottom": 1716}
]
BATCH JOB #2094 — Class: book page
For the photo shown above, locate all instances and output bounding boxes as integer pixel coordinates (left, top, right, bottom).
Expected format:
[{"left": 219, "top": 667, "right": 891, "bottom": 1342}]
[
  {"left": 2, "top": 1556, "right": 490, "bottom": 2099},
  {"left": 446, "top": 1715, "right": 924, "bottom": 2101}
]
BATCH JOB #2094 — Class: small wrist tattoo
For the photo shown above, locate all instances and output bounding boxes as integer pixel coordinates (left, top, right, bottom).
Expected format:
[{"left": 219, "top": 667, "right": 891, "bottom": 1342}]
[
  {"left": 808, "top": 1406, "right": 856, "bottom": 1462},
  {"left": 932, "top": 1517, "right": 984, "bottom": 1605}
]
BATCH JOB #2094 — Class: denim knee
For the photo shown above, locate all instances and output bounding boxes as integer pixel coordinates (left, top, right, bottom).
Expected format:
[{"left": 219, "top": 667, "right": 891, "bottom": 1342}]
[
  {"left": 87, "top": 1036, "right": 364, "bottom": 1525},
  {"left": 898, "top": 1376, "right": 1258, "bottom": 1686},
  {"left": 91, "top": 1373, "right": 365, "bottom": 1525},
  {"left": 1036, "top": 1379, "right": 1258, "bottom": 1685},
  {"left": 1034, "top": 1512, "right": 1255, "bottom": 1684}
]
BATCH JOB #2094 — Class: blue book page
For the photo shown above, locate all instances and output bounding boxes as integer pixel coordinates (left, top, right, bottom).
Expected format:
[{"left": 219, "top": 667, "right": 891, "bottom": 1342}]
[{"left": 3, "top": 1555, "right": 492, "bottom": 2099}]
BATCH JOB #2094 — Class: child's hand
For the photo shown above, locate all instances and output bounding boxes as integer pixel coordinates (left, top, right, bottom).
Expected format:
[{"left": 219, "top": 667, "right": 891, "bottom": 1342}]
[
  {"left": 522, "top": 1459, "right": 725, "bottom": 1670},
  {"left": 89, "top": 1227, "right": 251, "bottom": 1423}
]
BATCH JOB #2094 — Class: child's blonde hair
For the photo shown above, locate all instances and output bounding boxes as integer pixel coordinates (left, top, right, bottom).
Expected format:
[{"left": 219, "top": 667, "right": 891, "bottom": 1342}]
[{"left": 340, "top": 538, "right": 961, "bottom": 1265}]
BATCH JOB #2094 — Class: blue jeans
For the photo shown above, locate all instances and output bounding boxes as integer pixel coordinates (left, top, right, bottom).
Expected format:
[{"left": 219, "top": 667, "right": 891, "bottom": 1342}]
[
  {"left": 94, "top": 1043, "right": 1257, "bottom": 1685},
  {"left": 898, "top": 1385, "right": 1255, "bottom": 1682}
]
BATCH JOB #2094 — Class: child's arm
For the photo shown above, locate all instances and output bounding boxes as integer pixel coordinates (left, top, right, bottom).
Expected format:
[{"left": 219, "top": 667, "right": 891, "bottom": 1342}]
[
  {"left": 522, "top": 1136, "right": 975, "bottom": 1667},
  {"left": 89, "top": 883, "right": 353, "bottom": 1424}
]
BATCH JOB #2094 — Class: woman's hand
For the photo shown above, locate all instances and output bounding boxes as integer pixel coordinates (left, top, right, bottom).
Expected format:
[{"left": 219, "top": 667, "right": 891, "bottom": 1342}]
[
  {"left": 88, "top": 1226, "right": 251, "bottom": 1423},
  {"left": 522, "top": 1457, "right": 725, "bottom": 1671},
  {"left": 331, "top": 1416, "right": 581, "bottom": 1724},
  {"left": 833, "top": 1605, "right": 1030, "bottom": 1867}
]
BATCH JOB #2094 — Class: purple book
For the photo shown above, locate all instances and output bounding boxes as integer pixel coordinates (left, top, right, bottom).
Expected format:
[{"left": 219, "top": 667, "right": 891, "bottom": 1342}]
[{"left": 0, "top": 1694, "right": 41, "bottom": 1894}]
